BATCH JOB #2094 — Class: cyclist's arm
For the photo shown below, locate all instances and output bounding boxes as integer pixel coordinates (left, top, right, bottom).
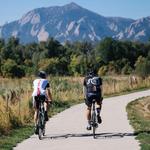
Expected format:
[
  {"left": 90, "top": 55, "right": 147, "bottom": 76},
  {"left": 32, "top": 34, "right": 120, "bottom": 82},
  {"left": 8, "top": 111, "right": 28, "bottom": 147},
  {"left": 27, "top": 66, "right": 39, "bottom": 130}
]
[
  {"left": 100, "top": 85, "right": 103, "bottom": 97},
  {"left": 83, "top": 86, "right": 87, "bottom": 98},
  {"left": 99, "top": 77, "right": 103, "bottom": 99},
  {"left": 45, "top": 82, "right": 52, "bottom": 102},
  {"left": 46, "top": 87, "right": 52, "bottom": 102}
]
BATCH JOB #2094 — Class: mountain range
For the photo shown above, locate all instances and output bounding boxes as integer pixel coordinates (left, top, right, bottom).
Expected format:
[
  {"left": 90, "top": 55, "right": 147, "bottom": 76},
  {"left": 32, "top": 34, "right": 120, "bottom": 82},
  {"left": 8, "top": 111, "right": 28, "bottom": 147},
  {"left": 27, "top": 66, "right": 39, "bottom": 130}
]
[{"left": 0, "top": 2, "right": 150, "bottom": 43}]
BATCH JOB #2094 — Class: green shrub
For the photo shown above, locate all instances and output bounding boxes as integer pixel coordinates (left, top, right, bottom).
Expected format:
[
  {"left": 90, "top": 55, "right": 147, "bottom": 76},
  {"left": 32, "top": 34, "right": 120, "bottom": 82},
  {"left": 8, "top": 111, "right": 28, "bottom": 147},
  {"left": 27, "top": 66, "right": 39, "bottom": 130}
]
[{"left": 135, "top": 56, "right": 150, "bottom": 79}]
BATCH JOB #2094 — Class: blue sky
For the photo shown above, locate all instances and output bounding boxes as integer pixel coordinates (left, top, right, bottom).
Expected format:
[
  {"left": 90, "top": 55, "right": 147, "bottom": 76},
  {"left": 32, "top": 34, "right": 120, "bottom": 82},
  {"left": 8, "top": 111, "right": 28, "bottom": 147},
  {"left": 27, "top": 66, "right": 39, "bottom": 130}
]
[{"left": 0, "top": 0, "right": 150, "bottom": 26}]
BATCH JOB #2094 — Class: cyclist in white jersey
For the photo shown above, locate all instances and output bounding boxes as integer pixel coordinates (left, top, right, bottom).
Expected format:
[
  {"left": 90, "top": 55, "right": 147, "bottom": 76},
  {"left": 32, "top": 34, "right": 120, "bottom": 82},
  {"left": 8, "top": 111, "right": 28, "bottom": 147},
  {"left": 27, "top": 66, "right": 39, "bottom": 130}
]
[{"left": 32, "top": 71, "right": 52, "bottom": 134}]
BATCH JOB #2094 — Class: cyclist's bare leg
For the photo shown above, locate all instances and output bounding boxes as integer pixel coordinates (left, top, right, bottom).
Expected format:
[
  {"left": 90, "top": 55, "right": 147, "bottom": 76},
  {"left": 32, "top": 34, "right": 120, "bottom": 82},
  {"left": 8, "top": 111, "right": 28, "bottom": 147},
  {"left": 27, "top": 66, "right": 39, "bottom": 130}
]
[
  {"left": 96, "top": 99, "right": 102, "bottom": 114},
  {"left": 34, "top": 108, "right": 38, "bottom": 126},
  {"left": 44, "top": 101, "right": 49, "bottom": 121},
  {"left": 44, "top": 102, "right": 48, "bottom": 111},
  {"left": 86, "top": 107, "right": 92, "bottom": 128},
  {"left": 33, "top": 108, "right": 39, "bottom": 134},
  {"left": 33, "top": 97, "right": 38, "bottom": 126},
  {"left": 86, "top": 107, "right": 91, "bottom": 120},
  {"left": 96, "top": 101, "right": 102, "bottom": 123},
  {"left": 96, "top": 104, "right": 101, "bottom": 114}
]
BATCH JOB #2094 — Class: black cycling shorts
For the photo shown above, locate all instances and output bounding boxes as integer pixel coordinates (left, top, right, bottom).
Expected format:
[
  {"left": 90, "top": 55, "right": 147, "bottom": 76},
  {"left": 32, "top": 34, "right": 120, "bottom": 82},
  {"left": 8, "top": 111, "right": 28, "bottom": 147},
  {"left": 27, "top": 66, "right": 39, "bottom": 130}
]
[
  {"left": 85, "top": 93, "right": 102, "bottom": 107},
  {"left": 32, "top": 95, "right": 46, "bottom": 109}
]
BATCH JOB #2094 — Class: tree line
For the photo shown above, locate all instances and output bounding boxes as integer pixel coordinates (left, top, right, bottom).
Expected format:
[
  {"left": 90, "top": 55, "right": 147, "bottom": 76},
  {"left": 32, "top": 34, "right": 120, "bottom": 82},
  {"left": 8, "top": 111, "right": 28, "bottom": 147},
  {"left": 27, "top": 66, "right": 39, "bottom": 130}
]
[{"left": 0, "top": 37, "right": 150, "bottom": 78}]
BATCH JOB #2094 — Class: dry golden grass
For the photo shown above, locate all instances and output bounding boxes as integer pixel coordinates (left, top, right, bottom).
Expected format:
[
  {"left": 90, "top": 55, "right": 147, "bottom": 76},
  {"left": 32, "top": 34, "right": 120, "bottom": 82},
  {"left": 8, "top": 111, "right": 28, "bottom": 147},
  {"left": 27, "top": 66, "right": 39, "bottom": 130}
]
[
  {"left": 0, "top": 78, "right": 33, "bottom": 134},
  {"left": 0, "top": 75, "right": 150, "bottom": 135},
  {"left": 133, "top": 97, "right": 150, "bottom": 120},
  {"left": 103, "top": 75, "right": 150, "bottom": 95},
  {"left": 127, "top": 97, "right": 150, "bottom": 150},
  {"left": 0, "top": 97, "right": 11, "bottom": 134}
]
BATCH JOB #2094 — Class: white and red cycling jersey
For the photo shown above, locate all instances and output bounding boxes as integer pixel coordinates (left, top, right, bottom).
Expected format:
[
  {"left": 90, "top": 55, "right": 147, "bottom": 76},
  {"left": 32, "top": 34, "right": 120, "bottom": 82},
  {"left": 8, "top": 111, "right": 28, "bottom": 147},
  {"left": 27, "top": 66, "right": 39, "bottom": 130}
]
[{"left": 32, "top": 78, "right": 50, "bottom": 97}]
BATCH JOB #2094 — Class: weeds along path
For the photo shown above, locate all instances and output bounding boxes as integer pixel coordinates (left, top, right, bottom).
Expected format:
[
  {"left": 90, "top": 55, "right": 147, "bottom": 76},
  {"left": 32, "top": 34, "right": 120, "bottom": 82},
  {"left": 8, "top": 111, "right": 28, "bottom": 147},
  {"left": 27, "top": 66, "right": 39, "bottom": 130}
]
[{"left": 14, "top": 89, "right": 150, "bottom": 150}]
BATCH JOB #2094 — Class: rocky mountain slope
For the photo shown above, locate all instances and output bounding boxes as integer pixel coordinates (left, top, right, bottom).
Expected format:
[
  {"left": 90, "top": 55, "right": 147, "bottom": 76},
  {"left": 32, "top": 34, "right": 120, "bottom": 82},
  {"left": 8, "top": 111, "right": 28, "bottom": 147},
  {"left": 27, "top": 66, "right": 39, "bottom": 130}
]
[{"left": 0, "top": 2, "right": 149, "bottom": 43}]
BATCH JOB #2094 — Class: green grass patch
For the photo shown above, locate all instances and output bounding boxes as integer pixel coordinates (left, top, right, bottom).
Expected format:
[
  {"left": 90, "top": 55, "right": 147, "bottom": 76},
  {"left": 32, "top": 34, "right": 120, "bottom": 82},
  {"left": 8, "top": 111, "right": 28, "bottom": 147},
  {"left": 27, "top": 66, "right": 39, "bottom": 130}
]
[
  {"left": 0, "top": 126, "right": 34, "bottom": 150},
  {"left": 0, "top": 99, "right": 77, "bottom": 150},
  {"left": 127, "top": 97, "right": 150, "bottom": 150}
]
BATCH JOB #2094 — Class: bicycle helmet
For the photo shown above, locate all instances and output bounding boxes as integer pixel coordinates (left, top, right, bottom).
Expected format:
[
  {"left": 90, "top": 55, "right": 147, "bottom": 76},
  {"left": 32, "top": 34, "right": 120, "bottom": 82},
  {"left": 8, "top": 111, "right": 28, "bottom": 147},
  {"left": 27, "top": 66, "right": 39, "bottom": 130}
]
[
  {"left": 89, "top": 70, "right": 94, "bottom": 76},
  {"left": 88, "top": 68, "right": 95, "bottom": 77},
  {"left": 38, "top": 70, "right": 47, "bottom": 79}
]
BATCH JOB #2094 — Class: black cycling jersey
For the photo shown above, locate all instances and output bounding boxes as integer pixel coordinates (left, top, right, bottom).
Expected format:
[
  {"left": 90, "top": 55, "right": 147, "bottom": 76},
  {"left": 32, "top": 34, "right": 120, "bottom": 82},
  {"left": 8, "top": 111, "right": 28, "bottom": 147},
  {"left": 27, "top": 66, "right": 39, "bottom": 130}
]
[
  {"left": 83, "top": 75, "right": 102, "bottom": 94},
  {"left": 83, "top": 75, "right": 102, "bottom": 107}
]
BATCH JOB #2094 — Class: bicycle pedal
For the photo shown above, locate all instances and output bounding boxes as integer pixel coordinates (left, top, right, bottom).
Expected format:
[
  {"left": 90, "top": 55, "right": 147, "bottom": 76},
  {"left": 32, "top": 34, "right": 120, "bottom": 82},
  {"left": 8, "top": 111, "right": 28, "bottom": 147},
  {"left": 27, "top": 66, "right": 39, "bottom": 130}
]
[
  {"left": 34, "top": 127, "right": 39, "bottom": 134},
  {"left": 86, "top": 126, "right": 91, "bottom": 130},
  {"left": 93, "top": 123, "right": 98, "bottom": 128},
  {"left": 90, "top": 122, "right": 98, "bottom": 128},
  {"left": 95, "top": 124, "right": 98, "bottom": 128}
]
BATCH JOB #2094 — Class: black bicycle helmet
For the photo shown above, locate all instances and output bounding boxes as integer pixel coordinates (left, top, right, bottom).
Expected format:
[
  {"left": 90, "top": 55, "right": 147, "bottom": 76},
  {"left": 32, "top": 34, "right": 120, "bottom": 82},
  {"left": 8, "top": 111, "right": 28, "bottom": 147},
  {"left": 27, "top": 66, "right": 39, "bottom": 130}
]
[
  {"left": 38, "top": 71, "right": 47, "bottom": 79},
  {"left": 88, "top": 68, "right": 97, "bottom": 77}
]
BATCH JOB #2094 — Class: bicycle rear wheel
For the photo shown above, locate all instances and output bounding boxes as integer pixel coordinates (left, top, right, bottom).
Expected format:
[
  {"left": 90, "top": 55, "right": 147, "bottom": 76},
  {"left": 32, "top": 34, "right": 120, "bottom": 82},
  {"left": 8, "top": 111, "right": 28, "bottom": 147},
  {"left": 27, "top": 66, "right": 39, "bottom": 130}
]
[
  {"left": 42, "top": 121, "right": 45, "bottom": 136},
  {"left": 91, "top": 111, "right": 96, "bottom": 139},
  {"left": 38, "top": 114, "right": 42, "bottom": 140}
]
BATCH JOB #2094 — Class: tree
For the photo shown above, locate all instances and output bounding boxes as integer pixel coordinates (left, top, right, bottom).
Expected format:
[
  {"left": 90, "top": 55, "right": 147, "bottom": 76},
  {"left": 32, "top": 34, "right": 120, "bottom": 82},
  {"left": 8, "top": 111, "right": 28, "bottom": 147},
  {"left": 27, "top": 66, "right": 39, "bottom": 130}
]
[
  {"left": 98, "top": 65, "right": 108, "bottom": 76},
  {"left": 0, "top": 38, "right": 5, "bottom": 49},
  {"left": 1, "top": 59, "right": 25, "bottom": 78},
  {"left": 69, "top": 55, "right": 87, "bottom": 75},
  {"left": 38, "top": 58, "right": 60, "bottom": 75},
  {"left": 121, "top": 63, "right": 132, "bottom": 75},
  {"left": 95, "top": 37, "right": 116, "bottom": 64},
  {"left": 46, "top": 38, "right": 64, "bottom": 58}
]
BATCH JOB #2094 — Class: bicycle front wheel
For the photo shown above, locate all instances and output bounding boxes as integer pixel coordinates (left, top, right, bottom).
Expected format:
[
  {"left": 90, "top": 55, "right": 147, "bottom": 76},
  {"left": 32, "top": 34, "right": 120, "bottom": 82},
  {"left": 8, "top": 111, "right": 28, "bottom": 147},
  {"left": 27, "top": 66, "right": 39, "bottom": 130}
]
[
  {"left": 38, "top": 112, "right": 45, "bottom": 140},
  {"left": 38, "top": 127, "right": 42, "bottom": 140}
]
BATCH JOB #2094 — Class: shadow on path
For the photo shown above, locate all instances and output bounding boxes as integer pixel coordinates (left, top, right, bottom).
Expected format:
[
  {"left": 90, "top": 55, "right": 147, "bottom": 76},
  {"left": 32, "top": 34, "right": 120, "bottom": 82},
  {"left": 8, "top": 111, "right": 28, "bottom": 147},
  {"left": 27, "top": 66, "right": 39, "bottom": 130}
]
[
  {"left": 37, "top": 132, "right": 139, "bottom": 140},
  {"left": 40, "top": 130, "right": 150, "bottom": 140},
  {"left": 31, "top": 130, "right": 150, "bottom": 140}
]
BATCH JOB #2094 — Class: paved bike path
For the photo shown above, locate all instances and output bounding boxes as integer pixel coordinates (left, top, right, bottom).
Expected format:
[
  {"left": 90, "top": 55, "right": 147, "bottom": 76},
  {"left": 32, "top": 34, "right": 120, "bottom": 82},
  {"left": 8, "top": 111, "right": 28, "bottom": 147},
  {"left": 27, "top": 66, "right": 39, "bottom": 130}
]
[{"left": 14, "top": 89, "right": 150, "bottom": 150}]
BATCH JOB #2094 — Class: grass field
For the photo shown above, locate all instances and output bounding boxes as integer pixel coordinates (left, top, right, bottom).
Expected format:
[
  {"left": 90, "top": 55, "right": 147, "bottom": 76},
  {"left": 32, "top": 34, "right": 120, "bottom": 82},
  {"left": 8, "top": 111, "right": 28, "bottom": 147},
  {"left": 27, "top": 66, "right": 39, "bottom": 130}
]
[
  {"left": 0, "top": 75, "right": 150, "bottom": 135},
  {"left": 127, "top": 97, "right": 150, "bottom": 150},
  {"left": 0, "top": 75, "right": 150, "bottom": 149}
]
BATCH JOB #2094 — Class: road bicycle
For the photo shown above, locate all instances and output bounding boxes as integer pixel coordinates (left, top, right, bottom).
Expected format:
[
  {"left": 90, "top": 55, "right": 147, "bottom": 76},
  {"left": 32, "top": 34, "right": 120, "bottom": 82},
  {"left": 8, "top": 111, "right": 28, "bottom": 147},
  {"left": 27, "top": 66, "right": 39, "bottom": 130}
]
[
  {"left": 36, "top": 96, "right": 46, "bottom": 140},
  {"left": 91, "top": 99, "right": 98, "bottom": 139}
]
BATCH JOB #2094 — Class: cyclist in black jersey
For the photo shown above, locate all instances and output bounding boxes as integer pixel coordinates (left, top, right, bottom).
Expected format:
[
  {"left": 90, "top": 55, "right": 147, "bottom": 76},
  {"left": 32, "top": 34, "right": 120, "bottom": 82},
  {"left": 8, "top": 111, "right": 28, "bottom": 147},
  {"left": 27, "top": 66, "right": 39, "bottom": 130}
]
[{"left": 83, "top": 69, "right": 103, "bottom": 130}]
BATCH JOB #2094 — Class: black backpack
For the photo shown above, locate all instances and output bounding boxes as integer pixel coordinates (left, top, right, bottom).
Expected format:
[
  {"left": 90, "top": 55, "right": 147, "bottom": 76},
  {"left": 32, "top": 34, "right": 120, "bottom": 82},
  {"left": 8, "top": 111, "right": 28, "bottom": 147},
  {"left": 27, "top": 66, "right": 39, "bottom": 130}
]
[{"left": 86, "top": 76, "right": 101, "bottom": 93}]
